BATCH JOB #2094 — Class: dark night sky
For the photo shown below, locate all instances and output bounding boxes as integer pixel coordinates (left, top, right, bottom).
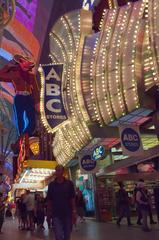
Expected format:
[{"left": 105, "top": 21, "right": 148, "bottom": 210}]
[
  {"left": 40, "top": 0, "right": 140, "bottom": 63},
  {"left": 40, "top": 0, "right": 82, "bottom": 64}
]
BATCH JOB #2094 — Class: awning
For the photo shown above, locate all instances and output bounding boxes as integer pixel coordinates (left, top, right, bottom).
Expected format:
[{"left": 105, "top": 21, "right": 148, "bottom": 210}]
[
  {"left": 98, "top": 145, "right": 159, "bottom": 175},
  {"left": 13, "top": 182, "right": 44, "bottom": 190},
  {"left": 15, "top": 160, "right": 57, "bottom": 188},
  {"left": 26, "top": 160, "right": 57, "bottom": 169}
]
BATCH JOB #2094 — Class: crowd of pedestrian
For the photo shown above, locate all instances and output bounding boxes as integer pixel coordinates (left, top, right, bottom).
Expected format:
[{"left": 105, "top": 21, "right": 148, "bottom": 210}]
[
  {"left": 0, "top": 165, "right": 87, "bottom": 240},
  {"left": 116, "top": 179, "right": 158, "bottom": 232},
  {"left": 0, "top": 165, "right": 86, "bottom": 240},
  {"left": 0, "top": 173, "right": 10, "bottom": 234},
  {"left": 1, "top": 165, "right": 159, "bottom": 239},
  {"left": 16, "top": 191, "right": 46, "bottom": 231}
]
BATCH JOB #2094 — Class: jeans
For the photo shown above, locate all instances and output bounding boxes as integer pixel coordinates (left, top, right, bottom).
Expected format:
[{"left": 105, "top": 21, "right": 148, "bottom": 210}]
[
  {"left": 155, "top": 203, "right": 159, "bottom": 221},
  {"left": 137, "top": 204, "right": 154, "bottom": 224},
  {"left": 141, "top": 209, "right": 149, "bottom": 230},
  {"left": 53, "top": 216, "right": 72, "bottom": 240},
  {"left": 117, "top": 204, "right": 131, "bottom": 225},
  {"left": 136, "top": 204, "right": 142, "bottom": 224},
  {"left": 0, "top": 210, "right": 4, "bottom": 231},
  {"left": 37, "top": 211, "right": 45, "bottom": 226}
]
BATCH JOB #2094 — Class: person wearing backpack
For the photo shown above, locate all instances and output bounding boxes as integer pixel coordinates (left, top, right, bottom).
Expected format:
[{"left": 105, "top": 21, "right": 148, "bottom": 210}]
[
  {"left": 136, "top": 181, "right": 151, "bottom": 232},
  {"left": 116, "top": 182, "right": 132, "bottom": 226}
]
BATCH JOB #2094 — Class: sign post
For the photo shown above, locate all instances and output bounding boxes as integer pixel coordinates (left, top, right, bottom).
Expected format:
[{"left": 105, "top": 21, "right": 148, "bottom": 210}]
[{"left": 119, "top": 125, "right": 143, "bottom": 156}]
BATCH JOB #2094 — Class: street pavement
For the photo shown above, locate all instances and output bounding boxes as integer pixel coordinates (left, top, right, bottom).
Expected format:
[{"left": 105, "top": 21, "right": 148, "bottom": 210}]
[{"left": 0, "top": 218, "right": 159, "bottom": 240}]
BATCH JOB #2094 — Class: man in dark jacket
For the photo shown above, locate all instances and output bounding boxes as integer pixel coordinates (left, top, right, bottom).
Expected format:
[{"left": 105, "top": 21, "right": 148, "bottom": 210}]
[
  {"left": 47, "top": 165, "right": 76, "bottom": 240},
  {"left": 116, "top": 182, "right": 132, "bottom": 226}
]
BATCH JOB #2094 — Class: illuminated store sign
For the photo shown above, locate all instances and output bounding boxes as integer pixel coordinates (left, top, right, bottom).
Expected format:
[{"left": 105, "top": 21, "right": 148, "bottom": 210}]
[
  {"left": 39, "top": 64, "right": 68, "bottom": 133},
  {"left": 92, "top": 145, "right": 106, "bottom": 161},
  {"left": 48, "top": 1, "right": 159, "bottom": 165},
  {"left": 82, "top": 0, "right": 96, "bottom": 10},
  {"left": 119, "top": 125, "right": 143, "bottom": 156},
  {"left": 80, "top": 155, "right": 98, "bottom": 173}
]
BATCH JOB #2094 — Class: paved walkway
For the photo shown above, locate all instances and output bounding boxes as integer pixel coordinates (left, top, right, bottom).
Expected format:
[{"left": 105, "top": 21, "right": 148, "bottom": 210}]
[{"left": 1, "top": 218, "right": 159, "bottom": 240}]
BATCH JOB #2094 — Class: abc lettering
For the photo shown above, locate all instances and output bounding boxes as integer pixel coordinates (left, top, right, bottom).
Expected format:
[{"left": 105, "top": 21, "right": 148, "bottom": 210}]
[
  {"left": 46, "top": 67, "right": 61, "bottom": 81},
  {"left": 94, "top": 147, "right": 102, "bottom": 156},
  {"left": 46, "top": 99, "right": 61, "bottom": 113},
  {"left": 83, "top": 159, "right": 93, "bottom": 164},
  {"left": 45, "top": 67, "right": 62, "bottom": 113},
  {"left": 46, "top": 84, "right": 60, "bottom": 96},
  {"left": 123, "top": 134, "right": 138, "bottom": 141},
  {"left": 99, "top": 146, "right": 103, "bottom": 154}
]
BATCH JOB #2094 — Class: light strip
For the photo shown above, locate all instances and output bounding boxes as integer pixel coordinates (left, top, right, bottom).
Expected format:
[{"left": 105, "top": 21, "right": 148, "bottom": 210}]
[
  {"left": 19, "top": 170, "right": 29, "bottom": 183},
  {"left": 0, "top": 48, "right": 13, "bottom": 61}
]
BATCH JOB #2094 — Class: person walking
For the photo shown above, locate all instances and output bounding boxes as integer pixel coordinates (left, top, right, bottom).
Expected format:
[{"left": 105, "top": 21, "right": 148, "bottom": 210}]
[
  {"left": 46, "top": 196, "right": 54, "bottom": 229},
  {"left": 154, "top": 186, "right": 159, "bottom": 222},
  {"left": 16, "top": 198, "right": 22, "bottom": 229},
  {"left": 76, "top": 188, "right": 85, "bottom": 223},
  {"left": 116, "top": 182, "right": 132, "bottom": 226},
  {"left": 136, "top": 181, "right": 151, "bottom": 232},
  {"left": 35, "top": 194, "right": 45, "bottom": 229},
  {"left": 10, "top": 201, "right": 16, "bottom": 220},
  {"left": 20, "top": 194, "right": 28, "bottom": 230},
  {"left": 145, "top": 188, "right": 157, "bottom": 224},
  {"left": 135, "top": 179, "right": 157, "bottom": 225},
  {"left": 45, "top": 193, "right": 54, "bottom": 229},
  {"left": 0, "top": 193, "right": 5, "bottom": 234},
  {"left": 0, "top": 173, "right": 10, "bottom": 233},
  {"left": 0, "top": 173, "right": 10, "bottom": 199},
  {"left": 23, "top": 190, "right": 35, "bottom": 231},
  {"left": 134, "top": 183, "right": 142, "bottom": 225},
  {"left": 47, "top": 165, "right": 77, "bottom": 240}
]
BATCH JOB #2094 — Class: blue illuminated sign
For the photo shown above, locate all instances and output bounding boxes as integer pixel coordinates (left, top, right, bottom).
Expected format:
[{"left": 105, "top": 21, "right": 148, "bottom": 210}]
[
  {"left": 82, "top": 0, "right": 96, "bottom": 10},
  {"left": 0, "top": 48, "right": 13, "bottom": 61},
  {"left": 81, "top": 155, "right": 97, "bottom": 171},
  {"left": 92, "top": 145, "right": 106, "bottom": 161},
  {"left": 42, "top": 64, "right": 67, "bottom": 130},
  {"left": 121, "top": 128, "right": 141, "bottom": 152}
]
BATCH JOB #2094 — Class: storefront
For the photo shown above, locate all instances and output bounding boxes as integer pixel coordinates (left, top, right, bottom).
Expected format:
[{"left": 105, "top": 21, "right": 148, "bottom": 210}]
[
  {"left": 68, "top": 140, "right": 159, "bottom": 222},
  {"left": 70, "top": 163, "right": 95, "bottom": 217},
  {"left": 96, "top": 173, "right": 159, "bottom": 221},
  {"left": 95, "top": 145, "right": 159, "bottom": 221}
]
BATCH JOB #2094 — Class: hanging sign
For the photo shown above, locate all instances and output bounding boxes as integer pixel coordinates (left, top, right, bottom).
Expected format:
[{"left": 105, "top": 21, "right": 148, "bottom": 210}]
[
  {"left": 39, "top": 64, "right": 68, "bottom": 133},
  {"left": 79, "top": 154, "right": 98, "bottom": 174},
  {"left": 92, "top": 145, "right": 106, "bottom": 161},
  {"left": 82, "top": 0, "right": 96, "bottom": 10},
  {"left": 119, "top": 125, "right": 143, "bottom": 156}
]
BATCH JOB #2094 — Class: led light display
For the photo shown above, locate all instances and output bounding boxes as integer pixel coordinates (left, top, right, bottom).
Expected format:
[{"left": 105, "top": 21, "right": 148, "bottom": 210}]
[{"left": 41, "top": 0, "right": 159, "bottom": 165}]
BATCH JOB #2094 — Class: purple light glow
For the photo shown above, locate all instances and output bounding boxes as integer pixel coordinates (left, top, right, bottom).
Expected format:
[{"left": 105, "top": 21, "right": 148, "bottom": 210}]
[{"left": 15, "top": 0, "right": 37, "bottom": 32}]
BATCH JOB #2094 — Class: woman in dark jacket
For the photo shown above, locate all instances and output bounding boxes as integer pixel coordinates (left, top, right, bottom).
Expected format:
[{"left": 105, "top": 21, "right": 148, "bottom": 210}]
[
  {"left": 35, "top": 194, "right": 45, "bottom": 229},
  {"left": 76, "top": 188, "right": 85, "bottom": 223}
]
